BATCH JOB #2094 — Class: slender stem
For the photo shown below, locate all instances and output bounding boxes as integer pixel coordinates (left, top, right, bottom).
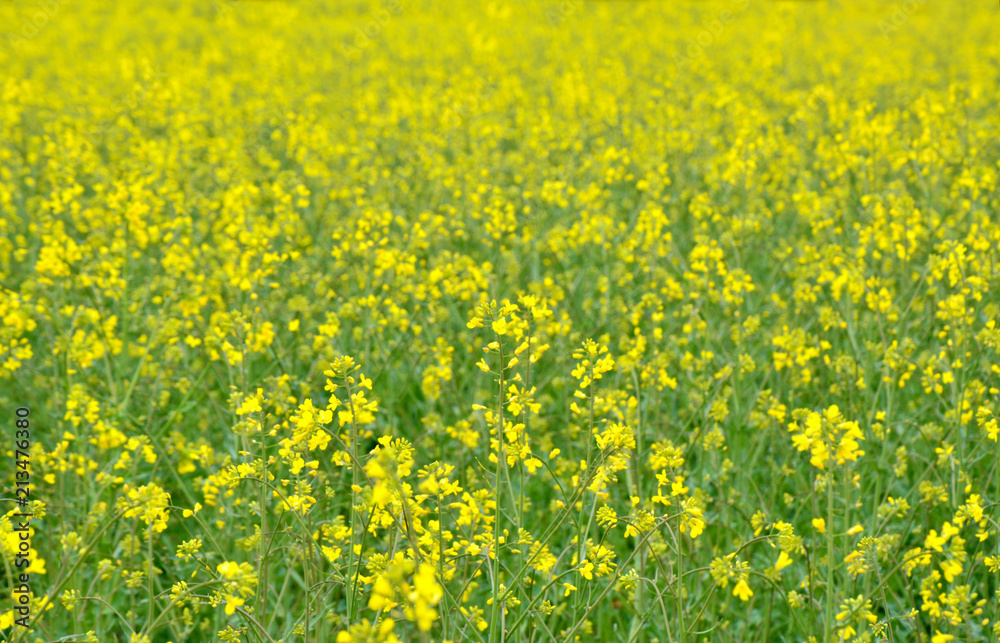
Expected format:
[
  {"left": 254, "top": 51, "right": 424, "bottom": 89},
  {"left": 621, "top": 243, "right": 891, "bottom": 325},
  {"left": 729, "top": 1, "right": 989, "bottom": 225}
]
[
  {"left": 630, "top": 366, "right": 646, "bottom": 643},
  {"left": 496, "top": 450, "right": 612, "bottom": 606},
  {"left": 28, "top": 511, "right": 126, "bottom": 633},
  {"left": 558, "top": 513, "right": 688, "bottom": 642},
  {"left": 437, "top": 492, "right": 450, "bottom": 639},
  {"left": 825, "top": 470, "right": 836, "bottom": 642},
  {"left": 675, "top": 496, "right": 685, "bottom": 643},
  {"left": 489, "top": 335, "right": 507, "bottom": 643},
  {"left": 346, "top": 377, "right": 360, "bottom": 621},
  {"left": 258, "top": 409, "right": 268, "bottom": 619},
  {"left": 869, "top": 543, "right": 895, "bottom": 643},
  {"left": 147, "top": 523, "right": 155, "bottom": 630},
  {"left": 304, "top": 515, "right": 311, "bottom": 643},
  {"left": 575, "top": 370, "right": 596, "bottom": 619}
]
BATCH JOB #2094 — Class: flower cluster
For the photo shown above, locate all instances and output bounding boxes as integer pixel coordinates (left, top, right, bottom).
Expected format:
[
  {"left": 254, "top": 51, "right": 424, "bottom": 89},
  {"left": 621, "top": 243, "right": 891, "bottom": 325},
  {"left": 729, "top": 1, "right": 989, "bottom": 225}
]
[{"left": 4, "top": 1, "right": 1000, "bottom": 641}]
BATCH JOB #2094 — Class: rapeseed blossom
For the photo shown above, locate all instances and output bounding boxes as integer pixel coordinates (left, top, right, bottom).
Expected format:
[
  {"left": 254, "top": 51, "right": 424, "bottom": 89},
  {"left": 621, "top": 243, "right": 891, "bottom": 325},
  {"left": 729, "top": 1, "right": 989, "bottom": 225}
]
[{"left": 3, "top": 1, "right": 1000, "bottom": 642}]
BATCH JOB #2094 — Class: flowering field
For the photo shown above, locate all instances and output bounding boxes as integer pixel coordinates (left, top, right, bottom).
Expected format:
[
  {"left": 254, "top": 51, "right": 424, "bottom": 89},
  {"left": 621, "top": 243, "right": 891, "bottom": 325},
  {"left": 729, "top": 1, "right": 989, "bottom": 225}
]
[{"left": 2, "top": 1, "right": 999, "bottom": 641}]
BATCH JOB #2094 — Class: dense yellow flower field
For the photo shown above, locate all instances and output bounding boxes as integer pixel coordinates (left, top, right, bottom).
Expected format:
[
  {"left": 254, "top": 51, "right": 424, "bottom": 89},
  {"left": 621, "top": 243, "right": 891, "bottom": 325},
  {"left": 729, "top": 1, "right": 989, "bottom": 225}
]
[{"left": 2, "top": 1, "right": 999, "bottom": 641}]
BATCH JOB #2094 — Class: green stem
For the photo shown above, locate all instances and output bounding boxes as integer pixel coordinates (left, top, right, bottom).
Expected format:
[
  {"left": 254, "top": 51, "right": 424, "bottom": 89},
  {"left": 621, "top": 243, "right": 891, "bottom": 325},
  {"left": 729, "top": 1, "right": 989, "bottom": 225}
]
[
  {"left": 346, "top": 377, "right": 361, "bottom": 622},
  {"left": 489, "top": 335, "right": 507, "bottom": 643},
  {"left": 258, "top": 409, "right": 268, "bottom": 619},
  {"left": 675, "top": 497, "right": 685, "bottom": 643},
  {"left": 147, "top": 523, "right": 155, "bottom": 630},
  {"left": 825, "top": 470, "right": 836, "bottom": 642}
]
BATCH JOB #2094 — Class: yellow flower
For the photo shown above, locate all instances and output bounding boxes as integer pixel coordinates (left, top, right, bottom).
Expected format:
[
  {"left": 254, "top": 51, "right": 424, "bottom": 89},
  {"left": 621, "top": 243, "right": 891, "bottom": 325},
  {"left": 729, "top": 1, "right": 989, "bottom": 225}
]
[
  {"left": 775, "top": 551, "right": 793, "bottom": 572},
  {"left": 733, "top": 579, "right": 753, "bottom": 601},
  {"left": 372, "top": 483, "right": 392, "bottom": 507},
  {"left": 940, "top": 558, "right": 962, "bottom": 583},
  {"left": 236, "top": 392, "right": 262, "bottom": 415},
  {"left": 368, "top": 575, "right": 396, "bottom": 611},
  {"left": 925, "top": 522, "right": 959, "bottom": 552},
  {"left": 812, "top": 518, "right": 826, "bottom": 534},
  {"left": 224, "top": 594, "right": 243, "bottom": 616}
]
